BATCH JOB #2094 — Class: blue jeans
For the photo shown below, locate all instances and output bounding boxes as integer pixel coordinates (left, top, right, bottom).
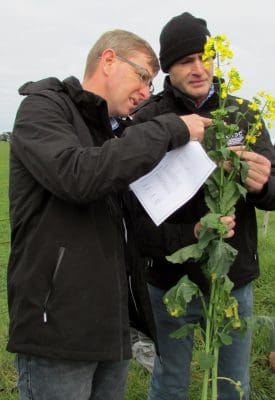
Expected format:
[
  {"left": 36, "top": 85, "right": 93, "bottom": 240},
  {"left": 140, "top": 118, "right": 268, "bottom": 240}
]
[
  {"left": 15, "top": 353, "right": 129, "bottom": 400},
  {"left": 148, "top": 283, "right": 253, "bottom": 400}
]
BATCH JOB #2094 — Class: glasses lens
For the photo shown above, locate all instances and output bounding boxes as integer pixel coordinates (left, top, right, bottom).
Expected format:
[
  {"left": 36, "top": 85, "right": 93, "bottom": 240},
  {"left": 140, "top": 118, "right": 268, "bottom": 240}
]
[
  {"left": 117, "top": 55, "right": 154, "bottom": 92},
  {"left": 138, "top": 71, "right": 154, "bottom": 93}
]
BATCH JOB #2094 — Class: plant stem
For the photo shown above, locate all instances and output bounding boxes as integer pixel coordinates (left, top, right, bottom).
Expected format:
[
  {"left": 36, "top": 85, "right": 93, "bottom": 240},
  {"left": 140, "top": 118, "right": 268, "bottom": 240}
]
[
  {"left": 210, "top": 278, "right": 220, "bottom": 400},
  {"left": 211, "top": 344, "right": 219, "bottom": 399},
  {"left": 201, "top": 279, "right": 216, "bottom": 400}
]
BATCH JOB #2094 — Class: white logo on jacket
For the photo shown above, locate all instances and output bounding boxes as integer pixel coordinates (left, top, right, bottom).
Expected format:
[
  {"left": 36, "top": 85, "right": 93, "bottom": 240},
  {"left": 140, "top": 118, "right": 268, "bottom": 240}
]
[{"left": 227, "top": 130, "right": 245, "bottom": 146}]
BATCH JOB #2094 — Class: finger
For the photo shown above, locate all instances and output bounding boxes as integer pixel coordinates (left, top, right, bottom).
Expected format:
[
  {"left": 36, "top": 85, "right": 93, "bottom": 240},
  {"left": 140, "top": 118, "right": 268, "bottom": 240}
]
[
  {"left": 245, "top": 172, "right": 269, "bottom": 192},
  {"left": 220, "top": 216, "right": 236, "bottom": 237},
  {"left": 194, "top": 222, "right": 201, "bottom": 239},
  {"left": 227, "top": 145, "right": 246, "bottom": 152},
  {"left": 244, "top": 178, "right": 264, "bottom": 193},
  {"left": 220, "top": 215, "right": 236, "bottom": 225},
  {"left": 247, "top": 160, "right": 271, "bottom": 176},
  {"left": 235, "top": 152, "right": 271, "bottom": 167},
  {"left": 201, "top": 117, "right": 212, "bottom": 127},
  {"left": 224, "top": 228, "right": 235, "bottom": 239}
]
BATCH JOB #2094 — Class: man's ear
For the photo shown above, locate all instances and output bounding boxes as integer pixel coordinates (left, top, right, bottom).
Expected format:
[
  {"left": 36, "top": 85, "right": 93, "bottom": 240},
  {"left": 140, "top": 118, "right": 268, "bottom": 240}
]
[{"left": 100, "top": 48, "right": 116, "bottom": 76}]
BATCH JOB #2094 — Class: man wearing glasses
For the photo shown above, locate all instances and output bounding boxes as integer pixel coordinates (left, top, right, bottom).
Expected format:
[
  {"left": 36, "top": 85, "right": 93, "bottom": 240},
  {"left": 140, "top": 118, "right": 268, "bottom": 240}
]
[{"left": 7, "top": 29, "right": 211, "bottom": 400}]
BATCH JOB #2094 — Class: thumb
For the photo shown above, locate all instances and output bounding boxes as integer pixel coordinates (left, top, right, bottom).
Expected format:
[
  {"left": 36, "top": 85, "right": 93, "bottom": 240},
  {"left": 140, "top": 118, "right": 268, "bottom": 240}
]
[{"left": 201, "top": 117, "right": 212, "bottom": 127}]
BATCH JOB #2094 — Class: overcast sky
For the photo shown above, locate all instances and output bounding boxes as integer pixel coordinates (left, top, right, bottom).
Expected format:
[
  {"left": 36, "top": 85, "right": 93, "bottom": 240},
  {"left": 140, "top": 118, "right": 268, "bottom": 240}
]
[{"left": 1, "top": 0, "right": 274, "bottom": 141}]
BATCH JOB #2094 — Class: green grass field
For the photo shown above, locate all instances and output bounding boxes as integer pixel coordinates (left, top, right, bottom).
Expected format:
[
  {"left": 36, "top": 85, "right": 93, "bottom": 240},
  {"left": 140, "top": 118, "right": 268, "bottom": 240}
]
[{"left": 0, "top": 141, "right": 274, "bottom": 399}]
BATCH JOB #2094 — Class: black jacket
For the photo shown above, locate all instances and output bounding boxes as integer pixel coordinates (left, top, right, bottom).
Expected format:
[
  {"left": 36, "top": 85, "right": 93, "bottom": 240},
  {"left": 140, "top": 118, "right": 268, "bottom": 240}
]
[
  {"left": 7, "top": 76, "right": 190, "bottom": 361},
  {"left": 133, "top": 77, "right": 275, "bottom": 291}
]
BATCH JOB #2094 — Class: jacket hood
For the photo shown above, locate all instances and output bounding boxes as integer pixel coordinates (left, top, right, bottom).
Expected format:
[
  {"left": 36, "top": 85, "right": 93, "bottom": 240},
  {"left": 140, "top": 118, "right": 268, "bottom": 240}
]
[
  {"left": 18, "top": 76, "right": 106, "bottom": 112},
  {"left": 18, "top": 77, "right": 64, "bottom": 96}
]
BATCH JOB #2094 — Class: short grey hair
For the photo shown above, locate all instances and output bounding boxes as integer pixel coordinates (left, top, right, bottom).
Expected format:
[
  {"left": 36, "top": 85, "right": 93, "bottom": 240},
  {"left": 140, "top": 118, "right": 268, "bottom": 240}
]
[{"left": 83, "top": 29, "right": 159, "bottom": 78}]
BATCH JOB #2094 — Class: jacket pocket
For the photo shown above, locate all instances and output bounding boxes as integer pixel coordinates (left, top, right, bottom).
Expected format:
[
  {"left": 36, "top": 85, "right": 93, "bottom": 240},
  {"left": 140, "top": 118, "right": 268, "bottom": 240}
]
[{"left": 43, "top": 246, "right": 65, "bottom": 323}]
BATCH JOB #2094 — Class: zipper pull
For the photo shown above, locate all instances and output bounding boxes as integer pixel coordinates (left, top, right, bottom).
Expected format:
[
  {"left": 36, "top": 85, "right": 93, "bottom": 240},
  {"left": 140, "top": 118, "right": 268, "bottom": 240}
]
[{"left": 43, "top": 311, "right": 47, "bottom": 323}]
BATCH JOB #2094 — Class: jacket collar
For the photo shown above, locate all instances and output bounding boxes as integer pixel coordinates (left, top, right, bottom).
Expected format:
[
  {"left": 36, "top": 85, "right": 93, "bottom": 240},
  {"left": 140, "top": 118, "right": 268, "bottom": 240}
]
[
  {"left": 62, "top": 76, "right": 114, "bottom": 144},
  {"left": 62, "top": 76, "right": 107, "bottom": 109},
  {"left": 163, "top": 76, "right": 220, "bottom": 112}
]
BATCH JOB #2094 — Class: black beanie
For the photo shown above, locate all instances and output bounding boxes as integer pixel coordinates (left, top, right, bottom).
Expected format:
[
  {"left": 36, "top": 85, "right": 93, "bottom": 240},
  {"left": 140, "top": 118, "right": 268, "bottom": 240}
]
[{"left": 159, "top": 12, "right": 210, "bottom": 73}]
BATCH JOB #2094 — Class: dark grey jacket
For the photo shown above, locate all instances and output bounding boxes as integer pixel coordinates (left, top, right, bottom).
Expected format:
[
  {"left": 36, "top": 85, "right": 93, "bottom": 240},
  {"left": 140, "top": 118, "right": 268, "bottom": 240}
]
[
  {"left": 133, "top": 77, "right": 275, "bottom": 291},
  {"left": 7, "top": 76, "right": 190, "bottom": 361}
]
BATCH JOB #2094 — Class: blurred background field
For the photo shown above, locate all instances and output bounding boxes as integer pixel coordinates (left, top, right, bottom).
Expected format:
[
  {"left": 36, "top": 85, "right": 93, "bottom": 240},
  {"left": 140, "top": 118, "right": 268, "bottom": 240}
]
[{"left": 0, "top": 142, "right": 274, "bottom": 399}]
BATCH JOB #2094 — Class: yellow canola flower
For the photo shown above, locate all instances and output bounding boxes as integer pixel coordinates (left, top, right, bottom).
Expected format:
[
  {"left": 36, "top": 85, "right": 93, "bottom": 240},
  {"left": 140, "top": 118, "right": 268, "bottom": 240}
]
[
  {"left": 224, "top": 306, "right": 233, "bottom": 318},
  {"left": 236, "top": 98, "right": 244, "bottom": 105},
  {"left": 233, "top": 319, "right": 241, "bottom": 328},
  {"left": 227, "top": 67, "right": 243, "bottom": 93},
  {"left": 220, "top": 82, "right": 228, "bottom": 99},
  {"left": 214, "top": 66, "right": 223, "bottom": 78},
  {"left": 203, "top": 37, "right": 216, "bottom": 61},
  {"left": 267, "top": 105, "right": 275, "bottom": 113},
  {"left": 255, "top": 121, "right": 263, "bottom": 130},
  {"left": 170, "top": 308, "right": 181, "bottom": 317},
  {"left": 211, "top": 272, "right": 217, "bottom": 282},
  {"left": 245, "top": 134, "right": 257, "bottom": 145},
  {"left": 248, "top": 102, "right": 259, "bottom": 112},
  {"left": 214, "top": 35, "right": 234, "bottom": 61}
]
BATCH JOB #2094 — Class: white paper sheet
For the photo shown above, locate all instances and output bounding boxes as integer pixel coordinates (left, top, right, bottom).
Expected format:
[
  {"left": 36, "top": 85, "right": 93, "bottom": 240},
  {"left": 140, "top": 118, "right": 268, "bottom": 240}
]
[{"left": 129, "top": 141, "right": 216, "bottom": 226}]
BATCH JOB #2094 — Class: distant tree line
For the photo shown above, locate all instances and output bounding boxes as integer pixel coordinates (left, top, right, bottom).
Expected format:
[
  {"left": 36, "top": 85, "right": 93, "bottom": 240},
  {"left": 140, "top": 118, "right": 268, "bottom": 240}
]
[{"left": 0, "top": 132, "right": 11, "bottom": 142}]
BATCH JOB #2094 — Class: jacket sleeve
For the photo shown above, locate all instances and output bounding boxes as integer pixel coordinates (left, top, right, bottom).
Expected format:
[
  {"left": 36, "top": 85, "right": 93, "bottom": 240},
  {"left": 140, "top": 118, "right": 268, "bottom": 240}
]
[
  {"left": 11, "top": 94, "right": 190, "bottom": 204},
  {"left": 246, "top": 124, "right": 275, "bottom": 211}
]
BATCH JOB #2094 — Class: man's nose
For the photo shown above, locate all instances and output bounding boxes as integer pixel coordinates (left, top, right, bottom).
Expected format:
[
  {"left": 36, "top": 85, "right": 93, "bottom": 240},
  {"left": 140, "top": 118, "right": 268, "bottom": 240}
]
[
  {"left": 192, "top": 59, "right": 205, "bottom": 74},
  {"left": 139, "top": 84, "right": 151, "bottom": 100}
]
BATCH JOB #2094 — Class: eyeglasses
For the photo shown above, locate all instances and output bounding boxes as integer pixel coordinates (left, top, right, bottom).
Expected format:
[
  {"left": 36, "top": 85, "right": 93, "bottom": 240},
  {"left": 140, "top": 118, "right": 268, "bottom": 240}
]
[{"left": 116, "top": 55, "right": 154, "bottom": 94}]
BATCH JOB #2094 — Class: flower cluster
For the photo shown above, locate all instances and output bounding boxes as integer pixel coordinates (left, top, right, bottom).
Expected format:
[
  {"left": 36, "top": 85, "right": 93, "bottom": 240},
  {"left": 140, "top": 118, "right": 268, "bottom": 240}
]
[
  {"left": 203, "top": 35, "right": 275, "bottom": 146},
  {"left": 245, "top": 91, "right": 275, "bottom": 144}
]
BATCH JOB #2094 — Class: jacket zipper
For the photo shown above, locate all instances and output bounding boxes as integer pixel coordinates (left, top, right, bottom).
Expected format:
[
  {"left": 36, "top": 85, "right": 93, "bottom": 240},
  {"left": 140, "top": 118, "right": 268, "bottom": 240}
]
[{"left": 43, "top": 246, "right": 65, "bottom": 323}]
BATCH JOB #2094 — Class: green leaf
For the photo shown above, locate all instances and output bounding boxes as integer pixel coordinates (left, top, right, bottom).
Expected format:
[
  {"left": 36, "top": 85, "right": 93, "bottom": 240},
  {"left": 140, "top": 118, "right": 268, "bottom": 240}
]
[
  {"left": 206, "top": 240, "right": 238, "bottom": 278},
  {"left": 170, "top": 323, "right": 198, "bottom": 339},
  {"left": 219, "top": 179, "right": 241, "bottom": 215},
  {"left": 235, "top": 111, "right": 246, "bottom": 125},
  {"left": 198, "top": 213, "right": 222, "bottom": 247},
  {"left": 236, "top": 182, "right": 247, "bottom": 199},
  {"left": 205, "top": 173, "right": 221, "bottom": 213},
  {"left": 203, "top": 126, "right": 215, "bottom": 151},
  {"left": 198, "top": 229, "right": 217, "bottom": 251},
  {"left": 198, "top": 351, "right": 215, "bottom": 370},
  {"left": 223, "top": 275, "right": 235, "bottom": 294},
  {"left": 217, "top": 332, "right": 233, "bottom": 346},
  {"left": 239, "top": 160, "right": 249, "bottom": 182},
  {"left": 230, "top": 150, "right": 241, "bottom": 169},
  {"left": 200, "top": 213, "right": 222, "bottom": 230},
  {"left": 166, "top": 243, "right": 204, "bottom": 264},
  {"left": 226, "top": 105, "right": 239, "bottom": 113},
  {"left": 163, "top": 275, "right": 201, "bottom": 317},
  {"left": 205, "top": 191, "right": 220, "bottom": 214},
  {"left": 227, "top": 123, "right": 240, "bottom": 138}
]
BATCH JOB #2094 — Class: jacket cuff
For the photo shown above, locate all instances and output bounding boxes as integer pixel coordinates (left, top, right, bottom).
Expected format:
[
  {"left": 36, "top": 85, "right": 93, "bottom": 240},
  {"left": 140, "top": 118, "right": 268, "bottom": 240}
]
[{"left": 154, "top": 113, "right": 190, "bottom": 149}]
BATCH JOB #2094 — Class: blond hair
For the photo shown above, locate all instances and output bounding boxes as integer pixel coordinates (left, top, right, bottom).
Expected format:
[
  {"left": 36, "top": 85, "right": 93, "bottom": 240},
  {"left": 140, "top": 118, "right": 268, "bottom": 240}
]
[{"left": 84, "top": 29, "right": 159, "bottom": 78}]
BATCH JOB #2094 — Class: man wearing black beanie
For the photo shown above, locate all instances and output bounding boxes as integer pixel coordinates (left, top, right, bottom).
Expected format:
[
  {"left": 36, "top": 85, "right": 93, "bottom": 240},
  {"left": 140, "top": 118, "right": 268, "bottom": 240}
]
[
  {"left": 133, "top": 11, "right": 275, "bottom": 400},
  {"left": 159, "top": 12, "right": 211, "bottom": 73}
]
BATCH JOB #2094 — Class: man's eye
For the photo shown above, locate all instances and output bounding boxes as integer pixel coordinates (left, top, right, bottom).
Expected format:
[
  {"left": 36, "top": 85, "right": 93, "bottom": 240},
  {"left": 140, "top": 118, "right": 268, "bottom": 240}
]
[
  {"left": 136, "top": 72, "right": 147, "bottom": 83},
  {"left": 140, "top": 73, "right": 148, "bottom": 82}
]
